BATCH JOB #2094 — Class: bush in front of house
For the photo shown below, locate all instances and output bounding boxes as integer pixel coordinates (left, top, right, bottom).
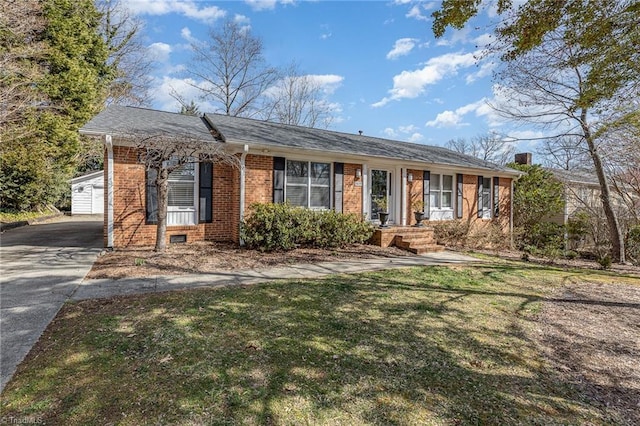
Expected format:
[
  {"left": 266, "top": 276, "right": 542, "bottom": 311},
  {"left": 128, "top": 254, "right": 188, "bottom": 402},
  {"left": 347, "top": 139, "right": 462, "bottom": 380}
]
[
  {"left": 517, "top": 221, "right": 565, "bottom": 259},
  {"left": 433, "top": 220, "right": 471, "bottom": 248},
  {"left": 241, "top": 203, "right": 374, "bottom": 251}
]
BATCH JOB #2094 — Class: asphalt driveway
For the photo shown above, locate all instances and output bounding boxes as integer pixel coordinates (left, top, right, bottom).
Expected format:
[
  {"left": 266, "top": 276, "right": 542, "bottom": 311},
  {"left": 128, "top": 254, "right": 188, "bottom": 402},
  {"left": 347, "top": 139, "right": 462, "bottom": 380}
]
[{"left": 0, "top": 216, "right": 102, "bottom": 391}]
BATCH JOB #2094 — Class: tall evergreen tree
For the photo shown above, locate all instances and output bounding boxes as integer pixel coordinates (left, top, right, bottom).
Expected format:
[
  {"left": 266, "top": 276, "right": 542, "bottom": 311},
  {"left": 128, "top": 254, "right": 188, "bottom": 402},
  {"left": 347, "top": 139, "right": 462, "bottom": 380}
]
[{"left": 0, "top": 0, "right": 111, "bottom": 210}]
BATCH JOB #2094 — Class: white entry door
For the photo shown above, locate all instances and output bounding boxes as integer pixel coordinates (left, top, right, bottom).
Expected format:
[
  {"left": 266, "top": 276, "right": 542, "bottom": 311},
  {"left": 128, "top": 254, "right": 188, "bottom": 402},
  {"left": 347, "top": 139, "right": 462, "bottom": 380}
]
[{"left": 91, "top": 185, "right": 104, "bottom": 214}]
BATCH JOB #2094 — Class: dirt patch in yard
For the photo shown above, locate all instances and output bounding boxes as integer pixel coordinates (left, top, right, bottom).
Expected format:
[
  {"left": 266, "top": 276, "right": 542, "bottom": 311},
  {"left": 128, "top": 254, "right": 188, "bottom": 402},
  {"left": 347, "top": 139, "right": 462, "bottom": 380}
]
[
  {"left": 536, "top": 281, "right": 640, "bottom": 425},
  {"left": 87, "top": 242, "right": 415, "bottom": 279}
]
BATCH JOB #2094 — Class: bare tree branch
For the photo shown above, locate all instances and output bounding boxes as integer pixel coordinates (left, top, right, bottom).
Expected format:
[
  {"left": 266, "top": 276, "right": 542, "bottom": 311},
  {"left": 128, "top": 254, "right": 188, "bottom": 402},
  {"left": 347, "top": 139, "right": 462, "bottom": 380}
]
[{"left": 185, "top": 20, "right": 278, "bottom": 117}]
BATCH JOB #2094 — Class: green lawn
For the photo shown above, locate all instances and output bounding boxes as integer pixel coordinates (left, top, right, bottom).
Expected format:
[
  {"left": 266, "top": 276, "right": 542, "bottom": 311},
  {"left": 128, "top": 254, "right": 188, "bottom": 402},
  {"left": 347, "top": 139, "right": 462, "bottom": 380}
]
[{"left": 2, "top": 264, "right": 634, "bottom": 425}]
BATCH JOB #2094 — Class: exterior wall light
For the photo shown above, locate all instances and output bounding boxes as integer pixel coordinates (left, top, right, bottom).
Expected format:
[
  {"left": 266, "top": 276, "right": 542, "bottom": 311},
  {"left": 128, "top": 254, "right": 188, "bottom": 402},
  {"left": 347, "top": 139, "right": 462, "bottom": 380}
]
[
  {"left": 407, "top": 172, "right": 413, "bottom": 183},
  {"left": 355, "top": 168, "right": 362, "bottom": 179}
]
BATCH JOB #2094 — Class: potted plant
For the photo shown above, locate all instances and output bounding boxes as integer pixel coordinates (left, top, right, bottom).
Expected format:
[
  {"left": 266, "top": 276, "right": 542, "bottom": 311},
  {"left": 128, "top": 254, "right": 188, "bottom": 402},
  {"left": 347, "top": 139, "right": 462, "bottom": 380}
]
[
  {"left": 411, "top": 198, "right": 425, "bottom": 227},
  {"left": 376, "top": 196, "right": 390, "bottom": 228}
]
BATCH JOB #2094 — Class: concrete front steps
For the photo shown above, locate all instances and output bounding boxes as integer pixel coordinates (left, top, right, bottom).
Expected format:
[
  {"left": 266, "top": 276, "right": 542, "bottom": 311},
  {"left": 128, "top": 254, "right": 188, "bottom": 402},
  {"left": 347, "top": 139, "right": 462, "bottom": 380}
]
[{"left": 371, "top": 226, "right": 445, "bottom": 254}]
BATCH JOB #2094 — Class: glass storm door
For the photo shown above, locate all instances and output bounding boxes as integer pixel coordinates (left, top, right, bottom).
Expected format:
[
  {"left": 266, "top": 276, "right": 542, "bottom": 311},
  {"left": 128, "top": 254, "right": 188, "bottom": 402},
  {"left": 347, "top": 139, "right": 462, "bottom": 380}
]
[{"left": 371, "top": 169, "right": 392, "bottom": 221}]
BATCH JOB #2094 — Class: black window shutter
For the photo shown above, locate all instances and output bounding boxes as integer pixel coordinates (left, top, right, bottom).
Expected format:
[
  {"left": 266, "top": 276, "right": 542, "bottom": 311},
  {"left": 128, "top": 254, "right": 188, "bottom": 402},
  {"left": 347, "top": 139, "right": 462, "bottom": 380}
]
[
  {"left": 477, "top": 175, "right": 483, "bottom": 218},
  {"left": 334, "top": 162, "right": 343, "bottom": 213},
  {"left": 423, "top": 171, "right": 430, "bottom": 220},
  {"left": 456, "top": 174, "right": 464, "bottom": 219},
  {"left": 146, "top": 168, "right": 158, "bottom": 224},
  {"left": 273, "top": 157, "right": 285, "bottom": 203},
  {"left": 493, "top": 176, "right": 500, "bottom": 218},
  {"left": 199, "top": 162, "right": 213, "bottom": 223}
]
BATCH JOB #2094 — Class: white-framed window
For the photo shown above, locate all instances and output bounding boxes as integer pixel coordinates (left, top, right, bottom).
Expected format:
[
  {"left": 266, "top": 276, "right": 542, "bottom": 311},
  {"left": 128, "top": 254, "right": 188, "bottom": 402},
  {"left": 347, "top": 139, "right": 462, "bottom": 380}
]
[
  {"left": 482, "top": 176, "right": 492, "bottom": 219},
  {"left": 429, "top": 174, "right": 454, "bottom": 221},
  {"left": 167, "top": 158, "right": 198, "bottom": 225},
  {"left": 285, "top": 160, "right": 331, "bottom": 209}
]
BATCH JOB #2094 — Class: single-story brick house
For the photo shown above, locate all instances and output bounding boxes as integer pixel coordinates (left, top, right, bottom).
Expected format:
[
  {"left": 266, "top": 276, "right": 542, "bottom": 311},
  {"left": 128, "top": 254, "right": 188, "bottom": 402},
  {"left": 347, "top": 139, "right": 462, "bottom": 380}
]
[{"left": 80, "top": 106, "right": 520, "bottom": 249}]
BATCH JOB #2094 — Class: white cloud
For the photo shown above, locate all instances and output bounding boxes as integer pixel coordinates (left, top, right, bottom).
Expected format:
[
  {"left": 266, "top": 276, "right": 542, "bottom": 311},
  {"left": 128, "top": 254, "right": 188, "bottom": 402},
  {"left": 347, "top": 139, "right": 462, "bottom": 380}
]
[
  {"left": 407, "top": 132, "right": 424, "bottom": 143},
  {"left": 465, "top": 61, "right": 497, "bottom": 84},
  {"left": 435, "top": 25, "right": 471, "bottom": 46},
  {"left": 234, "top": 14, "right": 251, "bottom": 24},
  {"left": 406, "top": 5, "right": 429, "bottom": 21},
  {"left": 307, "top": 74, "right": 344, "bottom": 94},
  {"left": 128, "top": 0, "right": 226, "bottom": 23},
  {"left": 245, "top": 0, "right": 276, "bottom": 11},
  {"left": 425, "top": 98, "right": 488, "bottom": 128},
  {"left": 372, "top": 51, "right": 478, "bottom": 107},
  {"left": 148, "top": 42, "right": 172, "bottom": 63},
  {"left": 473, "top": 33, "right": 494, "bottom": 48},
  {"left": 180, "top": 27, "right": 197, "bottom": 44},
  {"left": 152, "top": 76, "right": 213, "bottom": 113},
  {"left": 426, "top": 110, "right": 466, "bottom": 128},
  {"left": 245, "top": 0, "right": 277, "bottom": 11},
  {"left": 382, "top": 124, "right": 424, "bottom": 142},
  {"left": 383, "top": 128, "right": 398, "bottom": 138},
  {"left": 386, "top": 38, "right": 418, "bottom": 60}
]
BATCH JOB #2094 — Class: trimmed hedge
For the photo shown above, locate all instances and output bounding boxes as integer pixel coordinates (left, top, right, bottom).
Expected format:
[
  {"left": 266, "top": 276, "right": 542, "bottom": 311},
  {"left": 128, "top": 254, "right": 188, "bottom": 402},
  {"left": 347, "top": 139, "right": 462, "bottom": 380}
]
[{"left": 240, "top": 203, "right": 374, "bottom": 252}]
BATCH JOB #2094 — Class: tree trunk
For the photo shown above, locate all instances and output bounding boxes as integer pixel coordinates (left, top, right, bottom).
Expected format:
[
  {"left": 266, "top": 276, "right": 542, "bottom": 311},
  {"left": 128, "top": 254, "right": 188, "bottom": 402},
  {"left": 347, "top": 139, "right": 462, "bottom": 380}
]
[
  {"left": 155, "top": 169, "right": 169, "bottom": 252},
  {"left": 581, "top": 111, "right": 626, "bottom": 263}
]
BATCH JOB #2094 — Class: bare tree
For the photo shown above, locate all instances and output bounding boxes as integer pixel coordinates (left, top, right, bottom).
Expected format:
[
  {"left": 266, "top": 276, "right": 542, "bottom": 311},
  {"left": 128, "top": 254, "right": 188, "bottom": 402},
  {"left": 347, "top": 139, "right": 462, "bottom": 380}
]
[
  {"left": 536, "top": 136, "right": 592, "bottom": 171},
  {"left": 445, "top": 133, "right": 514, "bottom": 166},
  {"left": 134, "top": 133, "right": 239, "bottom": 252},
  {"left": 186, "top": 19, "right": 278, "bottom": 117},
  {"left": 263, "top": 63, "right": 335, "bottom": 128},
  {"left": 493, "top": 26, "right": 635, "bottom": 263},
  {"left": 97, "top": 0, "right": 153, "bottom": 106}
]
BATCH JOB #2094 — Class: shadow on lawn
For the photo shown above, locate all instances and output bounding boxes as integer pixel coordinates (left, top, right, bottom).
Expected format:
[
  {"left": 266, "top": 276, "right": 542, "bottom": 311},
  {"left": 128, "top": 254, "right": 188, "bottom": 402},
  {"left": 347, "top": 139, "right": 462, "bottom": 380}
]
[{"left": 3, "top": 265, "right": 632, "bottom": 425}]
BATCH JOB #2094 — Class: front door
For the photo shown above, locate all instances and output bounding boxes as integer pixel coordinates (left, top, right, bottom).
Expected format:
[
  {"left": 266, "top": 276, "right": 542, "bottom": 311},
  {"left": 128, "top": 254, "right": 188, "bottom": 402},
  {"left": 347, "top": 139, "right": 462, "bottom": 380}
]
[{"left": 371, "top": 169, "right": 392, "bottom": 222}]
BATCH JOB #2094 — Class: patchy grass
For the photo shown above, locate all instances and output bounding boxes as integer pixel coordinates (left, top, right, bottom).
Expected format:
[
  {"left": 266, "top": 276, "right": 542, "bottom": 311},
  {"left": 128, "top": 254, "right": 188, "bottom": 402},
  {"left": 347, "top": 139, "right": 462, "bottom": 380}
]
[
  {"left": 0, "top": 207, "right": 59, "bottom": 223},
  {"left": 2, "top": 264, "right": 638, "bottom": 425}
]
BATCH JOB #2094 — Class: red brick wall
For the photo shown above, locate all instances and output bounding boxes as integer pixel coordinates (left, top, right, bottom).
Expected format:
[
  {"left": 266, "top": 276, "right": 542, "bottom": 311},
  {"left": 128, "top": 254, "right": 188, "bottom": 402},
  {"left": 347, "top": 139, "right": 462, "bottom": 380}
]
[
  {"left": 206, "top": 160, "right": 240, "bottom": 242},
  {"left": 343, "top": 163, "right": 363, "bottom": 217},
  {"left": 110, "top": 146, "right": 237, "bottom": 248},
  {"left": 108, "top": 146, "right": 512, "bottom": 248},
  {"left": 424, "top": 174, "right": 513, "bottom": 237},
  {"left": 245, "top": 154, "right": 273, "bottom": 206}
]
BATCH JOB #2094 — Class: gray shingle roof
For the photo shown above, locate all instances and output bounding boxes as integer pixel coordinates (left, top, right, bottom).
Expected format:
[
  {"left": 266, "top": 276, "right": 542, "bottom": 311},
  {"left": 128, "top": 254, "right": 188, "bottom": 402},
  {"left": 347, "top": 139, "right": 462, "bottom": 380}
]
[
  {"left": 80, "top": 105, "right": 214, "bottom": 141},
  {"left": 204, "top": 113, "right": 515, "bottom": 173},
  {"left": 80, "top": 106, "right": 518, "bottom": 175},
  {"left": 547, "top": 168, "right": 600, "bottom": 186}
]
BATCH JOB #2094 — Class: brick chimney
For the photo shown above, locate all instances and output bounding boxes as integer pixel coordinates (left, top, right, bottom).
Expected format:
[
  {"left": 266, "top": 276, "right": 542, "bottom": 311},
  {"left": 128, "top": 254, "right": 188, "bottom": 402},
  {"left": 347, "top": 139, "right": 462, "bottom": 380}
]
[{"left": 514, "top": 152, "right": 532, "bottom": 165}]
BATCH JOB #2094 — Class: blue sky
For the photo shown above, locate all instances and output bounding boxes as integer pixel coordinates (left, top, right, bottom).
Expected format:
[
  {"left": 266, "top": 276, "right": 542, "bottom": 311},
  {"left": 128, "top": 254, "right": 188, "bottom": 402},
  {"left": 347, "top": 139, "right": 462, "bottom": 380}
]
[{"left": 127, "top": 0, "right": 542, "bottom": 149}]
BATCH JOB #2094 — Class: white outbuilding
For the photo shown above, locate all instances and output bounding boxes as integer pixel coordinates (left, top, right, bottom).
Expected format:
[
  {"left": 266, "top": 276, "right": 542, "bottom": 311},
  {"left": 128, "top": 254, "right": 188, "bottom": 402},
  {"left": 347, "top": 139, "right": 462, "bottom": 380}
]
[{"left": 71, "top": 171, "right": 104, "bottom": 215}]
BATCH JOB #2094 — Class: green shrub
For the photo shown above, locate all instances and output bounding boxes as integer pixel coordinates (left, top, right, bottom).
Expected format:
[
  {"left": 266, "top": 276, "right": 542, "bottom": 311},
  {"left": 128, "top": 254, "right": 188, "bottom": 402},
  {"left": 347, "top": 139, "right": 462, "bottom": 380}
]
[
  {"left": 517, "top": 222, "right": 565, "bottom": 252},
  {"left": 598, "top": 254, "right": 612, "bottom": 270},
  {"left": 241, "top": 203, "right": 374, "bottom": 252}
]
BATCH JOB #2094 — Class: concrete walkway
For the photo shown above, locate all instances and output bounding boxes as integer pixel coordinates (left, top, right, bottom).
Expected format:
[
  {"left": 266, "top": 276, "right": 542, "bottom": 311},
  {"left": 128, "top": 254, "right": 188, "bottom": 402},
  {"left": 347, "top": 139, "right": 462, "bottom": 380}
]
[
  {"left": 71, "top": 251, "right": 482, "bottom": 301},
  {"left": 0, "top": 216, "right": 103, "bottom": 392}
]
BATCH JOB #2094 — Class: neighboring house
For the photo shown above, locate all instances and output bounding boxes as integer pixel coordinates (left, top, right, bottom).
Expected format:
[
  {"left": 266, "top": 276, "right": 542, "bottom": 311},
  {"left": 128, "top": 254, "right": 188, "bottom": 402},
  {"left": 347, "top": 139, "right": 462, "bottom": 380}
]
[
  {"left": 545, "top": 168, "right": 604, "bottom": 226},
  {"left": 70, "top": 170, "right": 104, "bottom": 215},
  {"left": 80, "top": 106, "right": 520, "bottom": 249}
]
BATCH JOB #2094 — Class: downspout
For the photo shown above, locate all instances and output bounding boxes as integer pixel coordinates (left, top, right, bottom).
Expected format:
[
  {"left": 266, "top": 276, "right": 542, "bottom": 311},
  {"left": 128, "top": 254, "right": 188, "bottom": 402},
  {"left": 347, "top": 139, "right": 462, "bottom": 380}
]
[
  {"left": 239, "top": 144, "right": 249, "bottom": 246},
  {"left": 362, "top": 164, "right": 369, "bottom": 220},
  {"left": 105, "top": 134, "right": 114, "bottom": 249},
  {"left": 401, "top": 168, "right": 407, "bottom": 226},
  {"left": 510, "top": 179, "right": 514, "bottom": 250}
]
